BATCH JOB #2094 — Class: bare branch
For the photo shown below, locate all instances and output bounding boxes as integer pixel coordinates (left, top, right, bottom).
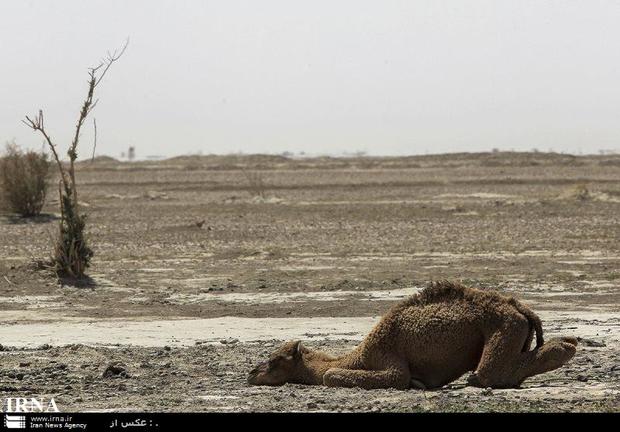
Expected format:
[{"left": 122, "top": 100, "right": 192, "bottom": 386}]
[
  {"left": 70, "top": 39, "right": 129, "bottom": 163},
  {"left": 22, "top": 110, "right": 69, "bottom": 191},
  {"left": 91, "top": 118, "right": 97, "bottom": 162},
  {"left": 94, "top": 38, "right": 129, "bottom": 87},
  {"left": 66, "top": 38, "right": 129, "bottom": 206},
  {"left": 88, "top": 99, "right": 99, "bottom": 115}
]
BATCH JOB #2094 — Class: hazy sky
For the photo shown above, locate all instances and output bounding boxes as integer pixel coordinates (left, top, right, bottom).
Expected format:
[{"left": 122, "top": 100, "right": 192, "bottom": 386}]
[{"left": 2, "top": 1, "right": 620, "bottom": 159}]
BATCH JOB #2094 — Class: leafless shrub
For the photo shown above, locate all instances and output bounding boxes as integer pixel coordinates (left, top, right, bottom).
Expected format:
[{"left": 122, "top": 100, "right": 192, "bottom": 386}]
[
  {"left": 243, "top": 170, "right": 267, "bottom": 198},
  {"left": 0, "top": 142, "right": 51, "bottom": 217},
  {"left": 22, "top": 40, "right": 128, "bottom": 280}
]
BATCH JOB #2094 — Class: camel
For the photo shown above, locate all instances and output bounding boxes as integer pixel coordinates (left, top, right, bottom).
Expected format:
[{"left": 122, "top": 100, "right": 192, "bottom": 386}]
[{"left": 247, "top": 281, "right": 577, "bottom": 389}]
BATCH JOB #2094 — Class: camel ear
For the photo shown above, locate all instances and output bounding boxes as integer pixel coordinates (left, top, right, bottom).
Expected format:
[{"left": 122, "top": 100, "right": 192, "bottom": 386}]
[
  {"left": 284, "top": 340, "right": 306, "bottom": 360},
  {"left": 294, "top": 341, "right": 307, "bottom": 358}
]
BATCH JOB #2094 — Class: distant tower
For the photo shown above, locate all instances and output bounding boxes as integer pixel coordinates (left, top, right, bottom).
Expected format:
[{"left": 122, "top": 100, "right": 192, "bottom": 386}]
[{"left": 128, "top": 146, "right": 135, "bottom": 161}]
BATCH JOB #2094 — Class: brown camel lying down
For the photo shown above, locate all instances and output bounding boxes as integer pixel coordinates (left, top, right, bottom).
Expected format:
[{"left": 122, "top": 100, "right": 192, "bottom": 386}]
[{"left": 248, "top": 281, "right": 577, "bottom": 389}]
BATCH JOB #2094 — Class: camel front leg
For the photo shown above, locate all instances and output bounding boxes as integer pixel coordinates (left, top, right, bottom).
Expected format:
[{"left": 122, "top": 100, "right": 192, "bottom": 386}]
[{"left": 323, "top": 367, "right": 410, "bottom": 390}]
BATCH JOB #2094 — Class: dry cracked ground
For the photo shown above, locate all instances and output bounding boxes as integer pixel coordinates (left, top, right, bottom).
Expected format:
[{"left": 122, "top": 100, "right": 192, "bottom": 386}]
[{"left": 0, "top": 152, "right": 619, "bottom": 412}]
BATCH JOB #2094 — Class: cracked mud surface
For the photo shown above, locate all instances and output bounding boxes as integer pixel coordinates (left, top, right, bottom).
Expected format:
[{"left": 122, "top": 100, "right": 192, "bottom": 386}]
[{"left": 0, "top": 152, "right": 619, "bottom": 412}]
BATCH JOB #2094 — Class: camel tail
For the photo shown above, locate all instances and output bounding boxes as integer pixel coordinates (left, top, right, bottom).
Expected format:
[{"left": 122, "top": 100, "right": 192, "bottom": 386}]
[{"left": 512, "top": 299, "right": 544, "bottom": 350}]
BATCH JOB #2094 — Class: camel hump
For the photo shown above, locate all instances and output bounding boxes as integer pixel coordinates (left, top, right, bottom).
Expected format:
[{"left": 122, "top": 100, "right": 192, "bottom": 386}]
[
  {"left": 421, "top": 280, "right": 469, "bottom": 302},
  {"left": 399, "top": 281, "right": 544, "bottom": 349},
  {"left": 509, "top": 298, "right": 545, "bottom": 348},
  {"left": 396, "top": 280, "right": 470, "bottom": 308}
]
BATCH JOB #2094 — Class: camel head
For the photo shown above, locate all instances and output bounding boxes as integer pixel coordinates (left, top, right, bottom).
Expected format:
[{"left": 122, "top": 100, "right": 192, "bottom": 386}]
[{"left": 247, "top": 340, "right": 310, "bottom": 386}]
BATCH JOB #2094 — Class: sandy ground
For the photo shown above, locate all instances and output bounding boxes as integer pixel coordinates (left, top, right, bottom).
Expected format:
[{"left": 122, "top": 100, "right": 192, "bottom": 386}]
[{"left": 0, "top": 152, "right": 619, "bottom": 412}]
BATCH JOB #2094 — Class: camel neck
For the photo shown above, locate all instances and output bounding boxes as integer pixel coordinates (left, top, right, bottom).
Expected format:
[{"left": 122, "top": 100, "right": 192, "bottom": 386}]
[{"left": 298, "top": 349, "right": 362, "bottom": 385}]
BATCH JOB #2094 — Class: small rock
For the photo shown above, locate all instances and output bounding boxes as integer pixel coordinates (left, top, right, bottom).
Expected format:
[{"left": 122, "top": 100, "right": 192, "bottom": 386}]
[
  {"left": 145, "top": 191, "right": 168, "bottom": 200},
  {"left": 102, "top": 362, "right": 130, "bottom": 378},
  {"left": 577, "top": 338, "right": 606, "bottom": 348},
  {"left": 576, "top": 375, "right": 588, "bottom": 382}
]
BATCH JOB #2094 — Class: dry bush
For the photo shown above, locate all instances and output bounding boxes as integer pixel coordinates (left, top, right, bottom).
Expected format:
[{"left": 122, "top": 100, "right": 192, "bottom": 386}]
[
  {"left": 0, "top": 142, "right": 51, "bottom": 217},
  {"left": 243, "top": 170, "right": 267, "bottom": 198},
  {"left": 22, "top": 41, "right": 127, "bottom": 280}
]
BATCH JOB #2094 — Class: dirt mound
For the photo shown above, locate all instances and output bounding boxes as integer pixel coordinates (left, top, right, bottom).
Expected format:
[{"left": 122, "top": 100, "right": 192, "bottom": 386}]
[
  {"left": 557, "top": 184, "right": 620, "bottom": 203},
  {"left": 79, "top": 155, "right": 119, "bottom": 164},
  {"left": 164, "top": 154, "right": 292, "bottom": 169},
  {"left": 558, "top": 184, "right": 592, "bottom": 201}
]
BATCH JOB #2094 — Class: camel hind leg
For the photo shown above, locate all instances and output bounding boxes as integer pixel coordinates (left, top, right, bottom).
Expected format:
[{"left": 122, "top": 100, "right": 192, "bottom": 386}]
[
  {"left": 470, "top": 324, "right": 577, "bottom": 388},
  {"left": 468, "top": 322, "right": 530, "bottom": 388}
]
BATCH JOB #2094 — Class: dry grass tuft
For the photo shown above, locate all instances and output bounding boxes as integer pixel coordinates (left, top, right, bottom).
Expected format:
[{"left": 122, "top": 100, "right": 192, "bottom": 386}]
[{"left": 243, "top": 170, "right": 267, "bottom": 198}]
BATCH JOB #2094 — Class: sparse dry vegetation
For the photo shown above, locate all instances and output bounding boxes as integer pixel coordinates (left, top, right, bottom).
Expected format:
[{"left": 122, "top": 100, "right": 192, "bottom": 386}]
[
  {"left": 22, "top": 41, "right": 127, "bottom": 279},
  {"left": 0, "top": 142, "right": 50, "bottom": 217},
  {"left": 243, "top": 170, "right": 267, "bottom": 198}
]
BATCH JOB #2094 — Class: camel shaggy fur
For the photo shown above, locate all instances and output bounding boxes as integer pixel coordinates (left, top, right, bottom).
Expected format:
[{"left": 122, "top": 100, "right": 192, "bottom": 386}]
[{"left": 248, "top": 281, "right": 577, "bottom": 389}]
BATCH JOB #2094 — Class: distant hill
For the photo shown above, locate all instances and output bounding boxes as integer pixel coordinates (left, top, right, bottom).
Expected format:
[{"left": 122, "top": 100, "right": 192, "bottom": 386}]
[{"left": 73, "top": 151, "right": 620, "bottom": 171}]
